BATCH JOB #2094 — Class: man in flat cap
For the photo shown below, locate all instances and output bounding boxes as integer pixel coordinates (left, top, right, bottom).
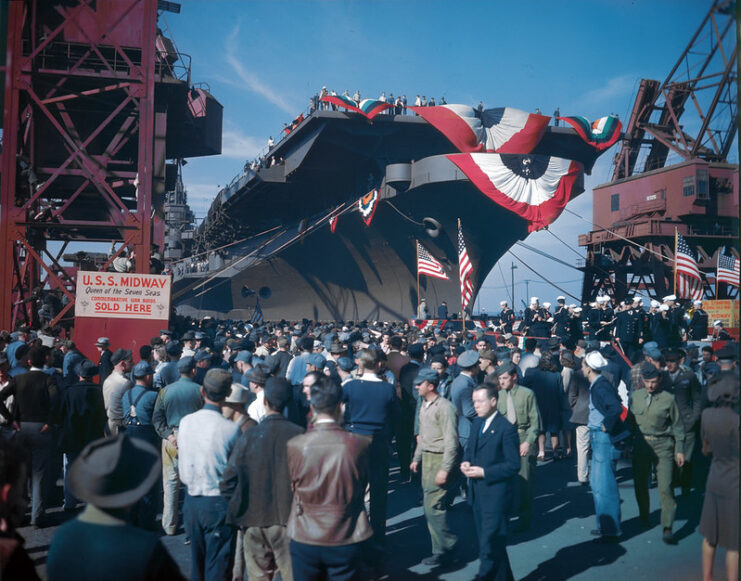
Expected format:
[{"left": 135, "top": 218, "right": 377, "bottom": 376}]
[
  {"left": 630, "top": 363, "right": 685, "bottom": 544},
  {"left": 494, "top": 360, "right": 540, "bottom": 532},
  {"left": 102, "top": 348, "right": 133, "bottom": 436},
  {"left": 152, "top": 355, "right": 203, "bottom": 536},
  {"left": 95, "top": 337, "right": 113, "bottom": 384},
  {"left": 178, "top": 369, "right": 240, "bottom": 580},
  {"left": 411, "top": 368, "right": 459, "bottom": 567},
  {"left": 46, "top": 435, "right": 184, "bottom": 580},
  {"left": 450, "top": 350, "right": 479, "bottom": 451}
]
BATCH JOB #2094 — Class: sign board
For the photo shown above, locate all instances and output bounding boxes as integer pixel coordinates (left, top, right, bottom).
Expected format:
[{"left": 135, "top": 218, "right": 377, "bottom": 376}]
[
  {"left": 75, "top": 272, "right": 171, "bottom": 320},
  {"left": 703, "top": 299, "right": 738, "bottom": 329}
]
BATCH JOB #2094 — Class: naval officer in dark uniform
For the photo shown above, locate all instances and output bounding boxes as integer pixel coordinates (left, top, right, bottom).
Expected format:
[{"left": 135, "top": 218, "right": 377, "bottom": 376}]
[
  {"left": 499, "top": 301, "right": 515, "bottom": 334},
  {"left": 688, "top": 300, "right": 709, "bottom": 340}
]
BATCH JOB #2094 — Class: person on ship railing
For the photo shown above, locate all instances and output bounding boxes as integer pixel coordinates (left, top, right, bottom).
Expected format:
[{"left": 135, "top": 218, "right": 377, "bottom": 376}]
[
  {"left": 440, "top": 96, "right": 447, "bottom": 105},
  {"left": 267, "top": 136, "right": 274, "bottom": 149},
  {"left": 352, "top": 89, "right": 360, "bottom": 104},
  {"left": 394, "top": 95, "right": 402, "bottom": 115},
  {"left": 428, "top": 96, "right": 436, "bottom": 107},
  {"left": 319, "top": 85, "right": 328, "bottom": 109},
  {"left": 414, "top": 94, "right": 421, "bottom": 107},
  {"left": 401, "top": 94, "right": 408, "bottom": 114}
]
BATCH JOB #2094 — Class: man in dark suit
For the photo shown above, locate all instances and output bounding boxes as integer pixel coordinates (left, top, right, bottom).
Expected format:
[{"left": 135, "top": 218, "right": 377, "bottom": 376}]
[{"left": 461, "top": 384, "right": 520, "bottom": 581}]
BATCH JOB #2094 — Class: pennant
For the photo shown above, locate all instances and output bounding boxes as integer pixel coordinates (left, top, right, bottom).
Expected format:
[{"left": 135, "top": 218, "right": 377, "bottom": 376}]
[
  {"left": 557, "top": 115, "right": 622, "bottom": 151},
  {"left": 411, "top": 105, "right": 550, "bottom": 154},
  {"left": 329, "top": 215, "right": 338, "bottom": 233},
  {"left": 447, "top": 153, "right": 582, "bottom": 232},
  {"left": 358, "top": 189, "right": 379, "bottom": 226}
]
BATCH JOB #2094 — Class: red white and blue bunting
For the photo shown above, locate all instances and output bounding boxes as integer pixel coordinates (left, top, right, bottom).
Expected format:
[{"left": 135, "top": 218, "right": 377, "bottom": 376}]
[
  {"left": 358, "top": 189, "right": 379, "bottom": 226},
  {"left": 557, "top": 115, "right": 622, "bottom": 151},
  {"left": 447, "top": 154, "right": 582, "bottom": 232},
  {"left": 320, "top": 96, "right": 392, "bottom": 120}
]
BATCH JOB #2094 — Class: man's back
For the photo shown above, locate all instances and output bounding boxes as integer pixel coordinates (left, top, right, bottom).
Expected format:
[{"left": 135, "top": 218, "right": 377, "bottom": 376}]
[
  {"left": 1, "top": 370, "right": 57, "bottom": 423},
  {"left": 152, "top": 376, "right": 203, "bottom": 438},
  {"left": 286, "top": 423, "right": 372, "bottom": 546},
  {"left": 221, "top": 414, "right": 304, "bottom": 528},
  {"left": 342, "top": 375, "right": 398, "bottom": 436}
]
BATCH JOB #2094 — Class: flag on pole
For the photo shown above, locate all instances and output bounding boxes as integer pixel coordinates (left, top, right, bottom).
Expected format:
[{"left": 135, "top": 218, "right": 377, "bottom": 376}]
[
  {"left": 251, "top": 301, "right": 264, "bottom": 325},
  {"left": 675, "top": 233, "right": 703, "bottom": 300},
  {"left": 329, "top": 215, "right": 338, "bottom": 233},
  {"left": 458, "top": 222, "right": 474, "bottom": 309},
  {"left": 717, "top": 254, "right": 740, "bottom": 287},
  {"left": 417, "top": 241, "right": 449, "bottom": 280}
]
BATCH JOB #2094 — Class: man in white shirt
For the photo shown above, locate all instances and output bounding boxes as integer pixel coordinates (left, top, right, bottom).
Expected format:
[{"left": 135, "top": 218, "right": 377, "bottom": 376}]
[
  {"left": 245, "top": 366, "right": 268, "bottom": 423},
  {"left": 101, "top": 348, "right": 133, "bottom": 435},
  {"left": 178, "top": 368, "right": 240, "bottom": 581}
]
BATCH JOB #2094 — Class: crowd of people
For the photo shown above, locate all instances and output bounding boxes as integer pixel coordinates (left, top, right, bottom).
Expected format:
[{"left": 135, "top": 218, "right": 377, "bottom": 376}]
[{"left": 0, "top": 291, "right": 737, "bottom": 580}]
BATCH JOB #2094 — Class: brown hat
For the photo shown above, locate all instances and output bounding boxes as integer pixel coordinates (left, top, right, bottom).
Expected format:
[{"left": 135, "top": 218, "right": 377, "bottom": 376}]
[{"left": 69, "top": 434, "right": 160, "bottom": 509}]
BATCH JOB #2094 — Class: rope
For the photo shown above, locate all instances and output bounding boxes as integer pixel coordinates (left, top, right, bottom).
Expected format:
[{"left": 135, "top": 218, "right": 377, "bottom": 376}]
[
  {"left": 545, "top": 228, "right": 585, "bottom": 258},
  {"left": 385, "top": 200, "right": 424, "bottom": 226}
]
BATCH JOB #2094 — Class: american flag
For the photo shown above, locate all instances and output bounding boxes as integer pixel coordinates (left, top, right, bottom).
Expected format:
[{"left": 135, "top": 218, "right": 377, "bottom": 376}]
[
  {"left": 417, "top": 241, "right": 449, "bottom": 280},
  {"left": 675, "top": 233, "right": 703, "bottom": 300},
  {"left": 458, "top": 222, "right": 474, "bottom": 309},
  {"left": 717, "top": 254, "right": 740, "bottom": 287},
  {"left": 251, "top": 301, "right": 264, "bottom": 325}
]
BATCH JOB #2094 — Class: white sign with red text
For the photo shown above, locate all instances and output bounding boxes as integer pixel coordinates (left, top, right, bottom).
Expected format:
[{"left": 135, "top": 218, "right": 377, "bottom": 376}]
[{"left": 75, "top": 272, "right": 171, "bottom": 320}]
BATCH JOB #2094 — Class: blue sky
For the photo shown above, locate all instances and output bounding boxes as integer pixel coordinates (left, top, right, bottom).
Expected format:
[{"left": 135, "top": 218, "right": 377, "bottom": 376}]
[{"left": 162, "top": 0, "right": 721, "bottom": 312}]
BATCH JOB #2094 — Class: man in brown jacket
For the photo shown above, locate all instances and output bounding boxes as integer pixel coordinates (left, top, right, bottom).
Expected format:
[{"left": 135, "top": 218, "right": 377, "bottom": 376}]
[{"left": 286, "top": 377, "right": 372, "bottom": 580}]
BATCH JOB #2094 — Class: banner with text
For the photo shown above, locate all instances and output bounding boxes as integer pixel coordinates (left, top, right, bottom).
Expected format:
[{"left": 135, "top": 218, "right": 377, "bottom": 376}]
[{"left": 75, "top": 272, "right": 171, "bottom": 320}]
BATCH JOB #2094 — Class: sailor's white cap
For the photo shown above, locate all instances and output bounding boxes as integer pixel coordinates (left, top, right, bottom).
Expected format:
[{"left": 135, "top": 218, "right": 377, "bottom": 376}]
[
  {"left": 530, "top": 297, "right": 539, "bottom": 304},
  {"left": 584, "top": 351, "right": 608, "bottom": 370},
  {"left": 500, "top": 300, "right": 508, "bottom": 306},
  {"left": 659, "top": 304, "right": 669, "bottom": 311},
  {"left": 693, "top": 300, "right": 702, "bottom": 306},
  {"left": 650, "top": 299, "right": 660, "bottom": 308},
  {"left": 543, "top": 302, "right": 551, "bottom": 309},
  {"left": 557, "top": 296, "right": 566, "bottom": 302},
  {"left": 663, "top": 294, "right": 677, "bottom": 302},
  {"left": 713, "top": 319, "right": 723, "bottom": 327}
]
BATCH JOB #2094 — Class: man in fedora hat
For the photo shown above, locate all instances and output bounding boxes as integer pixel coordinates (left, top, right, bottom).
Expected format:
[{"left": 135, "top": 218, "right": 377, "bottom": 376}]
[
  {"left": 46, "top": 434, "right": 184, "bottom": 580},
  {"left": 57, "top": 359, "right": 106, "bottom": 512},
  {"left": 178, "top": 368, "right": 240, "bottom": 581}
]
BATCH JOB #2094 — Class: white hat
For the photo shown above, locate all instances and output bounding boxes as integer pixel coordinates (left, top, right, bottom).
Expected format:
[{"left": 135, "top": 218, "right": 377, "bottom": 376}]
[
  {"left": 713, "top": 319, "right": 723, "bottom": 327},
  {"left": 225, "top": 383, "right": 250, "bottom": 405},
  {"left": 557, "top": 296, "right": 566, "bottom": 302},
  {"left": 574, "top": 307, "right": 582, "bottom": 313},
  {"left": 584, "top": 351, "right": 608, "bottom": 370},
  {"left": 543, "top": 302, "right": 551, "bottom": 309},
  {"left": 663, "top": 294, "right": 677, "bottom": 302},
  {"left": 619, "top": 301, "right": 626, "bottom": 307},
  {"left": 633, "top": 297, "right": 642, "bottom": 304},
  {"left": 693, "top": 300, "right": 702, "bottom": 306},
  {"left": 659, "top": 304, "right": 669, "bottom": 312},
  {"left": 500, "top": 300, "right": 508, "bottom": 306},
  {"left": 530, "top": 297, "right": 539, "bottom": 304},
  {"left": 596, "top": 296, "right": 608, "bottom": 303},
  {"left": 650, "top": 299, "right": 660, "bottom": 308}
]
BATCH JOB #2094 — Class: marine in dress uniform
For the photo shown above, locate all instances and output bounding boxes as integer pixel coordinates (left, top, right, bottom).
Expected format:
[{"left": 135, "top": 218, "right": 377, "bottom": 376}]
[{"left": 630, "top": 363, "right": 685, "bottom": 544}]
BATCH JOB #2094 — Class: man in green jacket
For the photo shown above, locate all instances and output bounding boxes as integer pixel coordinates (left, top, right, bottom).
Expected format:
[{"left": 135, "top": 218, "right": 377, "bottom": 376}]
[
  {"left": 494, "top": 361, "right": 541, "bottom": 531},
  {"left": 630, "top": 363, "right": 685, "bottom": 544}
]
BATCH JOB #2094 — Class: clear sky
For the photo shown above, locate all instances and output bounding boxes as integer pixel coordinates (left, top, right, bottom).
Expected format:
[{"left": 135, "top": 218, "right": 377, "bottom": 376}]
[{"left": 162, "top": 0, "right": 724, "bottom": 312}]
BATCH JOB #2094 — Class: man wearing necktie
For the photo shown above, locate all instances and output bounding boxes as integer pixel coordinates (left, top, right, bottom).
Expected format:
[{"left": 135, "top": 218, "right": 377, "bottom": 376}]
[
  {"left": 461, "top": 384, "right": 520, "bottom": 580},
  {"left": 493, "top": 361, "right": 541, "bottom": 532}
]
